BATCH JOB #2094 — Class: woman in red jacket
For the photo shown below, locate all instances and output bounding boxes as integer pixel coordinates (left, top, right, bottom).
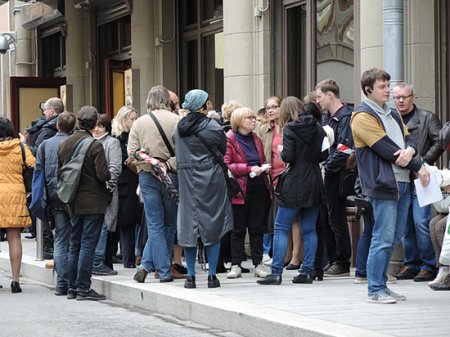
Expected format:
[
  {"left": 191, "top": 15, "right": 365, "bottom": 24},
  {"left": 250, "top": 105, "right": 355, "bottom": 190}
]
[{"left": 224, "top": 107, "right": 272, "bottom": 279}]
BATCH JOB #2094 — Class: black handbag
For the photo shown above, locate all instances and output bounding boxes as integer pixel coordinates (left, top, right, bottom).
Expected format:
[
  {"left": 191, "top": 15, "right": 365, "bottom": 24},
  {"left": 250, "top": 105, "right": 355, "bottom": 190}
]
[
  {"left": 194, "top": 133, "right": 244, "bottom": 199},
  {"left": 273, "top": 167, "right": 290, "bottom": 198},
  {"left": 19, "top": 142, "right": 34, "bottom": 194},
  {"left": 338, "top": 169, "right": 357, "bottom": 197}
]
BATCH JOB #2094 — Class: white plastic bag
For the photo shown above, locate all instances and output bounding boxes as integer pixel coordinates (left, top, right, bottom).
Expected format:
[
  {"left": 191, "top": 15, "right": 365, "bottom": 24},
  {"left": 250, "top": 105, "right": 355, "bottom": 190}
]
[{"left": 439, "top": 214, "right": 450, "bottom": 265}]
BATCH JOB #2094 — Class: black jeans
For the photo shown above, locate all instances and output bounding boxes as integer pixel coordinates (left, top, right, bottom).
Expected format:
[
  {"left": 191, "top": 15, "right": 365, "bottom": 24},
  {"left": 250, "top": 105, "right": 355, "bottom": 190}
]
[
  {"left": 324, "top": 170, "right": 351, "bottom": 268},
  {"left": 231, "top": 184, "right": 270, "bottom": 266}
]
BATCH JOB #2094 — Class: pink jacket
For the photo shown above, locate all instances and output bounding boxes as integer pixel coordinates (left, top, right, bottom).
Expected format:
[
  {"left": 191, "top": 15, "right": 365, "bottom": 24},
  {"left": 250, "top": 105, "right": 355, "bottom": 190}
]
[{"left": 224, "top": 130, "right": 272, "bottom": 205}]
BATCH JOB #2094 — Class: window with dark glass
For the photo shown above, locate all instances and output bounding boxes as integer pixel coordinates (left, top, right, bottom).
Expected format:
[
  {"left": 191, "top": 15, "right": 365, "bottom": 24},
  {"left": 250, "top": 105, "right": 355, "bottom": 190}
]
[
  {"left": 180, "top": 0, "right": 223, "bottom": 109},
  {"left": 316, "top": 0, "right": 354, "bottom": 103},
  {"left": 40, "top": 32, "right": 66, "bottom": 77}
]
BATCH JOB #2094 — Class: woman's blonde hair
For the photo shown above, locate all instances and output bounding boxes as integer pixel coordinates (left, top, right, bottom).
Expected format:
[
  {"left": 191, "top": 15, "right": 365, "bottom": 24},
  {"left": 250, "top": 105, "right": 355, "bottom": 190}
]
[
  {"left": 221, "top": 100, "right": 242, "bottom": 122},
  {"left": 279, "top": 96, "right": 304, "bottom": 132},
  {"left": 230, "top": 107, "right": 256, "bottom": 132},
  {"left": 112, "top": 106, "right": 138, "bottom": 136}
]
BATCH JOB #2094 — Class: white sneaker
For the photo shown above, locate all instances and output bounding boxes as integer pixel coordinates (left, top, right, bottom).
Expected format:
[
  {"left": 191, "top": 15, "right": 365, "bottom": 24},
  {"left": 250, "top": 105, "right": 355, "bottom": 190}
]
[
  {"left": 385, "top": 287, "right": 406, "bottom": 301},
  {"left": 354, "top": 276, "right": 368, "bottom": 284},
  {"left": 428, "top": 266, "right": 449, "bottom": 286},
  {"left": 254, "top": 263, "right": 269, "bottom": 278},
  {"left": 387, "top": 274, "right": 397, "bottom": 284},
  {"left": 262, "top": 254, "right": 273, "bottom": 267},
  {"left": 367, "top": 290, "right": 397, "bottom": 304},
  {"left": 227, "top": 265, "right": 242, "bottom": 279}
]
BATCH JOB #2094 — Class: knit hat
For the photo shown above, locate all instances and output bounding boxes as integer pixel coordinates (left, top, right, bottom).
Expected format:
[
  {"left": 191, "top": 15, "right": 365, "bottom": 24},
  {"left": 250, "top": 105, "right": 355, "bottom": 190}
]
[
  {"left": 77, "top": 106, "right": 99, "bottom": 130},
  {"left": 182, "top": 89, "right": 209, "bottom": 112}
]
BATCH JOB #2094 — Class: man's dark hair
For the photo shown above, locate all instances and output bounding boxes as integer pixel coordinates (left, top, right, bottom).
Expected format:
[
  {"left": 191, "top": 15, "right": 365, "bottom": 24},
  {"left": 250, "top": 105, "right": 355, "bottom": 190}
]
[
  {"left": 361, "top": 68, "right": 391, "bottom": 96},
  {"left": 97, "top": 113, "right": 112, "bottom": 134},
  {"left": 57, "top": 111, "right": 77, "bottom": 134},
  {"left": 0, "top": 117, "right": 15, "bottom": 139}
]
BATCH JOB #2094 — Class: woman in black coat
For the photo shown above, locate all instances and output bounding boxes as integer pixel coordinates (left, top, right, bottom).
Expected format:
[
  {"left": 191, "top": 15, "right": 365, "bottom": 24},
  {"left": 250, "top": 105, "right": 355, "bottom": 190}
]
[
  {"left": 258, "top": 100, "right": 327, "bottom": 285},
  {"left": 112, "top": 106, "right": 142, "bottom": 268}
]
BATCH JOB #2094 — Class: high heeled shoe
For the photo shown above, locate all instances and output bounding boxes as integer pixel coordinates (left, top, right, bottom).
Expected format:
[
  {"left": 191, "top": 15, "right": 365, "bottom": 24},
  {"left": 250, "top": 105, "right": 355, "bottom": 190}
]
[
  {"left": 292, "top": 273, "right": 313, "bottom": 284},
  {"left": 11, "top": 281, "right": 22, "bottom": 293},
  {"left": 312, "top": 269, "right": 324, "bottom": 281}
]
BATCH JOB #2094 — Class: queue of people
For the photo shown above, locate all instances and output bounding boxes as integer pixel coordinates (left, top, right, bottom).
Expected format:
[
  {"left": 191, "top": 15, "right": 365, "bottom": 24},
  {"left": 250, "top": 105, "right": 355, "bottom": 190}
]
[{"left": 1, "top": 68, "right": 449, "bottom": 305}]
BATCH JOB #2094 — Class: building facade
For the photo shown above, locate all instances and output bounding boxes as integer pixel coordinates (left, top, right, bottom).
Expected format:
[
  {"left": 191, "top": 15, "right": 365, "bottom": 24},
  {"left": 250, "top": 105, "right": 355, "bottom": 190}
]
[{"left": 0, "top": 0, "right": 448, "bottom": 150}]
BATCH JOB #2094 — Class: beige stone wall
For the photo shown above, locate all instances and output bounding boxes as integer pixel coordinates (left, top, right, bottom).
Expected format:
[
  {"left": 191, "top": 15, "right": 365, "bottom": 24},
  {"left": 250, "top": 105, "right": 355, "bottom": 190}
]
[
  {"left": 404, "top": 0, "right": 436, "bottom": 113},
  {"left": 359, "top": 0, "right": 384, "bottom": 101},
  {"left": 223, "top": 0, "right": 270, "bottom": 111}
]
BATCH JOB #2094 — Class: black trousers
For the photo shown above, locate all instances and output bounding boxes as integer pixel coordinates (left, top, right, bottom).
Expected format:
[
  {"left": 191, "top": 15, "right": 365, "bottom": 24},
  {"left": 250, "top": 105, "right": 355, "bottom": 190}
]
[
  {"left": 324, "top": 170, "right": 351, "bottom": 268},
  {"left": 120, "top": 225, "right": 137, "bottom": 268},
  {"left": 231, "top": 184, "right": 271, "bottom": 266}
]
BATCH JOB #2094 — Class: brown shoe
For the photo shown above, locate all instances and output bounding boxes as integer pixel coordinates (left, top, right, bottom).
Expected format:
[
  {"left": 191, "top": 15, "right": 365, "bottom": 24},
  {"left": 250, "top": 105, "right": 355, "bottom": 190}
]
[
  {"left": 170, "top": 265, "right": 187, "bottom": 279},
  {"left": 414, "top": 269, "right": 436, "bottom": 282},
  {"left": 395, "top": 266, "right": 418, "bottom": 280},
  {"left": 45, "top": 260, "right": 54, "bottom": 269}
]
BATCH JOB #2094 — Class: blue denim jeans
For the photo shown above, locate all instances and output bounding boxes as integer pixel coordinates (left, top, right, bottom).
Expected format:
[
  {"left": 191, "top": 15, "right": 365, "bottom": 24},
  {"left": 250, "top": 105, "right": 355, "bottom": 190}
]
[
  {"left": 93, "top": 220, "right": 108, "bottom": 268},
  {"left": 139, "top": 171, "right": 177, "bottom": 280},
  {"left": 355, "top": 212, "right": 373, "bottom": 277},
  {"left": 402, "top": 188, "right": 436, "bottom": 272},
  {"left": 368, "top": 182, "right": 410, "bottom": 294},
  {"left": 68, "top": 214, "right": 104, "bottom": 293},
  {"left": 263, "top": 233, "right": 272, "bottom": 255},
  {"left": 53, "top": 208, "right": 71, "bottom": 290},
  {"left": 272, "top": 206, "right": 319, "bottom": 276}
]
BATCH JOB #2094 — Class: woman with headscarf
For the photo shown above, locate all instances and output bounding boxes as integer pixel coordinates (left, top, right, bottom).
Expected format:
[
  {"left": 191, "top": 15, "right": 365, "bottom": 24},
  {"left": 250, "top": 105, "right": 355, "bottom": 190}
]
[
  {"left": 0, "top": 117, "right": 36, "bottom": 293},
  {"left": 173, "top": 89, "right": 233, "bottom": 289}
]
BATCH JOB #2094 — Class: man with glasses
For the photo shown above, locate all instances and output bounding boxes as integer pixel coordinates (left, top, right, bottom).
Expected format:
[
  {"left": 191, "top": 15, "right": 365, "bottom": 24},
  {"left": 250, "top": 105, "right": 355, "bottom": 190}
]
[
  {"left": 316, "top": 79, "right": 354, "bottom": 276},
  {"left": 393, "top": 82, "right": 443, "bottom": 282}
]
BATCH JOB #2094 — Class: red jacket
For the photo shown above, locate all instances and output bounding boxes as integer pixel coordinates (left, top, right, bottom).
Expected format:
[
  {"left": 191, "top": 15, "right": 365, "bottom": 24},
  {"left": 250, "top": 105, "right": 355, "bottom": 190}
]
[{"left": 224, "top": 130, "right": 272, "bottom": 205}]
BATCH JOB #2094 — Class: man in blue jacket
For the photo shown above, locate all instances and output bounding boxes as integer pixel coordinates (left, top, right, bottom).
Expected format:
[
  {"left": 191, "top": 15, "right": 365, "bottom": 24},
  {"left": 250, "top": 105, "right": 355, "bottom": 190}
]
[
  {"left": 351, "top": 68, "right": 430, "bottom": 304},
  {"left": 36, "top": 111, "right": 76, "bottom": 295},
  {"left": 316, "top": 79, "right": 354, "bottom": 276}
]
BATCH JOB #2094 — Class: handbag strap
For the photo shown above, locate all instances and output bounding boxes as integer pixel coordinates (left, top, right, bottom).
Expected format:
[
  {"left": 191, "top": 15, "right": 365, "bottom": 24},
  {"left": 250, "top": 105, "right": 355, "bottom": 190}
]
[
  {"left": 194, "top": 132, "right": 244, "bottom": 198},
  {"left": 149, "top": 111, "right": 175, "bottom": 157},
  {"left": 19, "top": 142, "right": 27, "bottom": 166}
]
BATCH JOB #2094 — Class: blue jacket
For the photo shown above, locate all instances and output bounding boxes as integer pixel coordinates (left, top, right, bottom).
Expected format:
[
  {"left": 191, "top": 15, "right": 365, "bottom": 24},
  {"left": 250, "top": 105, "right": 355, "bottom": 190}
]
[
  {"left": 324, "top": 104, "right": 354, "bottom": 172},
  {"left": 36, "top": 132, "right": 70, "bottom": 208},
  {"left": 351, "top": 102, "right": 422, "bottom": 199}
]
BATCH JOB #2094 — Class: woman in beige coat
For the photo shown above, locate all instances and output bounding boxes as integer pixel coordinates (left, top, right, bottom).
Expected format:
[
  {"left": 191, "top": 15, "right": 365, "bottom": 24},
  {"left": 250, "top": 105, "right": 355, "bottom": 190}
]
[{"left": 0, "top": 117, "right": 35, "bottom": 293}]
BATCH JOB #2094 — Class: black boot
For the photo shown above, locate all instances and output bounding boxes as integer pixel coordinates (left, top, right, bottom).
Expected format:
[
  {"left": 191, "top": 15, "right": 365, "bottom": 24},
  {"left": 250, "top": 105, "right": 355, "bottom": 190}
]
[
  {"left": 292, "top": 273, "right": 313, "bottom": 284},
  {"left": 184, "top": 275, "right": 196, "bottom": 289},
  {"left": 312, "top": 269, "right": 324, "bottom": 281},
  {"left": 257, "top": 274, "right": 282, "bottom": 285},
  {"left": 207, "top": 275, "right": 220, "bottom": 288}
]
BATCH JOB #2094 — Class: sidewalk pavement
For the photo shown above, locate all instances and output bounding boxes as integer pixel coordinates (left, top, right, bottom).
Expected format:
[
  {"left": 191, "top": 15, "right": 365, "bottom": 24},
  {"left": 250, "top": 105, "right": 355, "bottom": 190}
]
[{"left": 1, "top": 236, "right": 449, "bottom": 337}]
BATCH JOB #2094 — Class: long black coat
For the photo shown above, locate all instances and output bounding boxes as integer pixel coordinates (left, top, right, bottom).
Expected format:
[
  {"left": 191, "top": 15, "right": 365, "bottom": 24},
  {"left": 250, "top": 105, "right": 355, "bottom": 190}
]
[
  {"left": 174, "top": 115, "right": 233, "bottom": 247},
  {"left": 116, "top": 132, "right": 142, "bottom": 227},
  {"left": 279, "top": 115, "right": 327, "bottom": 208}
]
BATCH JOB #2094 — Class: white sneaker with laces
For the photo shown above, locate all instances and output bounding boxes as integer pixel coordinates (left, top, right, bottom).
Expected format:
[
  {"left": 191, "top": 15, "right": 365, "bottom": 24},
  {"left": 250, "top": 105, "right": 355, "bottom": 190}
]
[
  {"left": 367, "top": 290, "right": 397, "bottom": 304},
  {"left": 262, "top": 254, "right": 271, "bottom": 265},
  {"left": 227, "top": 265, "right": 242, "bottom": 279},
  {"left": 385, "top": 287, "right": 406, "bottom": 301},
  {"left": 254, "top": 263, "right": 269, "bottom": 278}
]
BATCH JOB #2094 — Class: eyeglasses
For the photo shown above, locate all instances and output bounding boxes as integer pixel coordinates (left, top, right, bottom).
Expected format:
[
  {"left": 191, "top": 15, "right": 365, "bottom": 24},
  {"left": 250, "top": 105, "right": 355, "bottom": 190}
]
[
  {"left": 265, "top": 105, "right": 279, "bottom": 111},
  {"left": 393, "top": 94, "right": 413, "bottom": 101},
  {"left": 245, "top": 116, "right": 257, "bottom": 120}
]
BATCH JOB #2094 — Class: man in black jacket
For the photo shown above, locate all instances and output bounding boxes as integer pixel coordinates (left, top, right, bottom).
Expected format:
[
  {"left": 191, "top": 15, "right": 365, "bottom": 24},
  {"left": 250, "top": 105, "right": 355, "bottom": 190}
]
[
  {"left": 20, "top": 97, "right": 64, "bottom": 255},
  {"left": 316, "top": 79, "right": 354, "bottom": 276},
  {"left": 393, "top": 82, "right": 443, "bottom": 282}
]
